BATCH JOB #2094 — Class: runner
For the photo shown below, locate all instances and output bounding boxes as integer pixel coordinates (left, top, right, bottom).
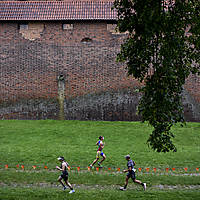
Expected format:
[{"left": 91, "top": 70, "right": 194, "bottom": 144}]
[
  {"left": 90, "top": 136, "right": 106, "bottom": 168},
  {"left": 120, "top": 154, "right": 146, "bottom": 191},
  {"left": 56, "top": 156, "right": 75, "bottom": 193}
]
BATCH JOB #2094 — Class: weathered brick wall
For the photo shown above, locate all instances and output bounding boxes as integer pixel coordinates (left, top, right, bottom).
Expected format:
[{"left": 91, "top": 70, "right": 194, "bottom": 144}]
[
  {"left": 185, "top": 74, "right": 200, "bottom": 104},
  {"left": 0, "top": 21, "right": 199, "bottom": 121},
  {"left": 183, "top": 74, "right": 200, "bottom": 121},
  {"left": 0, "top": 0, "right": 113, "bottom": 1}
]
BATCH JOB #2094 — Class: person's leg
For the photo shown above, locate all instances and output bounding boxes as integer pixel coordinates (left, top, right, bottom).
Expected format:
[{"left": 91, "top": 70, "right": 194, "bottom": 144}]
[
  {"left": 65, "top": 179, "right": 75, "bottom": 193},
  {"left": 131, "top": 172, "right": 146, "bottom": 189},
  {"left": 63, "top": 176, "right": 75, "bottom": 193},
  {"left": 65, "top": 180, "right": 73, "bottom": 190},
  {"left": 133, "top": 179, "right": 146, "bottom": 191},
  {"left": 90, "top": 151, "right": 100, "bottom": 167},
  {"left": 99, "top": 153, "right": 106, "bottom": 165},
  {"left": 58, "top": 176, "right": 66, "bottom": 190},
  {"left": 133, "top": 179, "right": 142, "bottom": 185},
  {"left": 90, "top": 158, "right": 99, "bottom": 166},
  {"left": 124, "top": 176, "right": 129, "bottom": 189},
  {"left": 120, "top": 176, "right": 129, "bottom": 190}
]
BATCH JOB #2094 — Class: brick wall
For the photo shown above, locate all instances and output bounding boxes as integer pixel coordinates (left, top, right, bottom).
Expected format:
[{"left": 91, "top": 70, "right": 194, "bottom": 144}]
[
  {"left": 0, "top": 0, "right": 113, "bottom": 1},
  {"left": 0, "top": 21, "right": 199, "bottom": 121}
]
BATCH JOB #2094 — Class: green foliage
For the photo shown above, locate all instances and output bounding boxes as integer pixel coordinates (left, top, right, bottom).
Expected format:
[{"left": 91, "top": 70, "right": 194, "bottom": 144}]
[{"left": 113, "top": 0, "right": 200, "bottom": 152}]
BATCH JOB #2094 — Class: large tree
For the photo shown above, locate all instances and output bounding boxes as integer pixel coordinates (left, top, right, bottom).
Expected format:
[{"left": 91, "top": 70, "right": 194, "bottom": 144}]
[{"left": 113, "top": 0, "right": 200, "bottom": 152}]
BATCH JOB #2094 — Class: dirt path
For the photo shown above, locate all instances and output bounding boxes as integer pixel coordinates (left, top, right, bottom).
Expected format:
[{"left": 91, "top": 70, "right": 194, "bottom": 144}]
[
  {"left": 1, "top": 182, "right": 200, "bottom": 190},
  {"left": 1, "top": 168, "right": 200, "bottom": 176}
]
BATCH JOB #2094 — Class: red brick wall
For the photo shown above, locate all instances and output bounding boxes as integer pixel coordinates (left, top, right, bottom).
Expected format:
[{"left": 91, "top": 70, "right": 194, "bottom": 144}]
[
  {"left": 0, "top": 21, "right": 199, "bottom": 121},
  {"left": 185, "top": 74, "right": 200, "bottom": 104},
  {"left": 0, "top": 21, "right": 132, "bottom": 99},
  {"left": 0, "top": 0, "right": 114, "bottom": 1}
]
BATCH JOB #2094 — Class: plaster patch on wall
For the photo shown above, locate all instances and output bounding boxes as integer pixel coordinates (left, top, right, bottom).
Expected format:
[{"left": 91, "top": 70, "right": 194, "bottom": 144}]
[
  {"left": 63, "top": 24, "right": 73, "bottom": 30},
  {"left": 19, "top": 23, "right": 44, "bottom": 41},
  {"left": 107, "top": 24, "right": 118, "bottom": 34},
  {"left": 107, "top": 24, "right": 128, "bottom": 35}
]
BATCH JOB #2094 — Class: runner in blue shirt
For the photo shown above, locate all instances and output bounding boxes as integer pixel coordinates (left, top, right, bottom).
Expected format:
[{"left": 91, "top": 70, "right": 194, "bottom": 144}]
[
  {"left": 90, "top": 136, "right": 106, "bottom": 168},
  {"left": 120, "top": 155, "right": 146, "bottom": 191}
]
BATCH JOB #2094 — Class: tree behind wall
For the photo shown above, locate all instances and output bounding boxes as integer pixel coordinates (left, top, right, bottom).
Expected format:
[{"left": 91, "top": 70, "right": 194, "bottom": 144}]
[{"left": 113, "top": 0, "right": 200, "bottom": 152}]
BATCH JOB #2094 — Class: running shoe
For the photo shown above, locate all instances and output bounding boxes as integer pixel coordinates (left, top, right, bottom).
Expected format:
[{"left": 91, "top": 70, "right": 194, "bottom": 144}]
[
  {"left": 97, "top": 162, "right": 103, "bottom": 168},
  {"left": 143, "top": 183, "right": 147, "bottom": 191},
  {"left": 69, "top": 190, "right": 75, "bottom": 194},
  {"left": 63, "top": 186, "right": 67, "bottom": 191},
  {"left": 119, "top": 187, "right": 126, "bottom": 191}
]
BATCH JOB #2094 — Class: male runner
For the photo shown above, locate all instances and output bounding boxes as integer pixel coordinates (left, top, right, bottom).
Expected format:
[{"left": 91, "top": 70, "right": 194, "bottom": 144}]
[
  {"left": 56, "top": 156, "right": 75, "bottom": 193},
  {"left": 90, "top": 136, "right": 106, "bottom": 168},
  {"left": 120, "top": 155, "right": 146, "bottom": 191}
]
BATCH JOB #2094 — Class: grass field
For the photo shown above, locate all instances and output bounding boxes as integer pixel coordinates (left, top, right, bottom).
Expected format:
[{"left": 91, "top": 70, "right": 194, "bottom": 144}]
[{"left": 0, "top": 120, "right": 200, "bottom": 200}]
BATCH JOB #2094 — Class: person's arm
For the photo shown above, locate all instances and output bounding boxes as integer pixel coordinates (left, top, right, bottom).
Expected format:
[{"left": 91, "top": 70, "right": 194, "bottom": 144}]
[
  {"left": 100, "top": 142, "right": 104, "bottom": 149},
  {"left": 56, "top": 163, "right": 66, "bottom": 172},
  {"left": 96, "top": 141, "right": 99, "bottom": 145},
  {"left": 56, "top": 165, "right": 62, "bottom": 171},
  {"left": 123, "top": 167, "right": 132, "bottom": 173}
]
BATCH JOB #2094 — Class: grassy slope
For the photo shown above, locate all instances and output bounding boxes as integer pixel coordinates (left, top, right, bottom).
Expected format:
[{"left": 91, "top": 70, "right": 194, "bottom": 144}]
[
  {"left": 0, "top": 120, "right": 200, "bottom": 200},
  {"left": 0, "top": 120, "right": 199, "bottom": 168}
]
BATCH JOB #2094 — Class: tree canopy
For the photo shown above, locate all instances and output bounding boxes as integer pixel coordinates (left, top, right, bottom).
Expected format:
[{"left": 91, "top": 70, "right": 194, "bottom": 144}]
[{"left": 113, "top": 0, "right": 200, "bottom": 152}]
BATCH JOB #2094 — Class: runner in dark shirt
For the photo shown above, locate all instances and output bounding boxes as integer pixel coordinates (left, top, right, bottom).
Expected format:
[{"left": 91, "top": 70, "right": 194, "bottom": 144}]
[
  {"left": 120, "top": 155, "right": 146, "bottom": 191},
  {"left": 56, "top": 156, "right": 75, "bottom": 193}
]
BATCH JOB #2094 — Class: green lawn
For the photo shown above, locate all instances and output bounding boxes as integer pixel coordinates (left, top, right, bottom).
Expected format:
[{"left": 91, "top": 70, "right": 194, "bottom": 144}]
[
  {"left": 1, "top": 187, "right": 200, "bottom": 200},
  {"left": 0, "top": 120, "right": 200, "bottom": 200}
]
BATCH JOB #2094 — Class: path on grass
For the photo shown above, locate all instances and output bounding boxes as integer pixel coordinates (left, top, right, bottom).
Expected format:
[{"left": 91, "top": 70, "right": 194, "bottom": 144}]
[
  {"left": 1, "top": 168, "right": 200, "bottom": 176},
  {"left": 1, "top": 182, "right": 200, "bottom": 191}
]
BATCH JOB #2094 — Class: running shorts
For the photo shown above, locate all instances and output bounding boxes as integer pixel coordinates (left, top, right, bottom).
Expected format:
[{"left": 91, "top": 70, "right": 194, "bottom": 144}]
[{"left": 96, "top": 151, "right": 104, "bottom": 159}]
